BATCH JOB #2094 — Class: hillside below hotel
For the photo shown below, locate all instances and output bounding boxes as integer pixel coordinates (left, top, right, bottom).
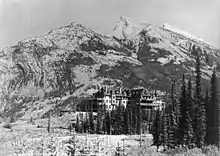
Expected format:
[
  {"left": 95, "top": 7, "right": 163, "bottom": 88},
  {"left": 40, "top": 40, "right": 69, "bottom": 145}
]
[{"left": 89, "top": 87, "right": 165, "bottom": 112}]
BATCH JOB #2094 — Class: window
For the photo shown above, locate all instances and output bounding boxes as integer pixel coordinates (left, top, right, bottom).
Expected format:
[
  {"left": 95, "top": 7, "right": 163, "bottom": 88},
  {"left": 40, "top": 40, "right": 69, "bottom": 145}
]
[{"left": 141, "top": 100, "right": 147, "bottom": 103}]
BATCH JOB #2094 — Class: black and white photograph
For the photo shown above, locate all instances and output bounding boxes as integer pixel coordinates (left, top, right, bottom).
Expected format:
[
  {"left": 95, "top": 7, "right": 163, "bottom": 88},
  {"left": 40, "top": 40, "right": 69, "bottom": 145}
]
[{"left": 0, "top": 0, "right": 220, "bottom": 155}]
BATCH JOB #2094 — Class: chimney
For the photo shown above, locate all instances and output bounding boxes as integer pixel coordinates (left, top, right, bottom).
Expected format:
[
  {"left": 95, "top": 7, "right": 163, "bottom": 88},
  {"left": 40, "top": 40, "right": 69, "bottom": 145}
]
[
  {"left": 105, "top": 86, "right": 108, "bottom": 93},
  {"left": 119, "top": 87, "right": 122, "bottom": 94}
]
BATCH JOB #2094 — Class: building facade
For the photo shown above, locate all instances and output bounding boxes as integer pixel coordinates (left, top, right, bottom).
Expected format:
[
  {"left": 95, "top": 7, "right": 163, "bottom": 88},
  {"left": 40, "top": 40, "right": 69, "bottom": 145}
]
[
  {"left": 89, "top": 87, "right": 165, "bottom": 112},
  {"left": 129, "top": 88, "right": 165, "bottom": 111}
]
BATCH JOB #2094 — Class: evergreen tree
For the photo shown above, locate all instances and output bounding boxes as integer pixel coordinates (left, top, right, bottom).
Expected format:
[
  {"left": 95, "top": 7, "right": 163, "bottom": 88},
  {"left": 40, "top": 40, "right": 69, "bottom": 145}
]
[
  {"left": 146, "top": 109, "right": 150, "bottom": 134},
  {"left": 169, "top": 106, "right": 178, "bottom": 149},
  {"left": 124, "top": 106, "right": 131, "bottom": 134},
  {"left": 187, "top": 79, "right": 194, "bottom": 129},
  {"left": 160, "top": 108, "right": 165, "bottom": 148},
  {"left": 87, "top": 110, "right": 90, "bottom": 133},
  {"left": 183, "top": 110, "right": 194, "bottom": 148},
  {"left": 89, "top": 103, "right": 95, "bottom": 134},
  {"left": 209, "top": 70, "right": 219, "bottom": 146},
  {"left": 166, "top": 105, "right": 172, "bottom": 149},
  {"left": 152, "top": 108, "right": 162, "bottom": 150},
  {"left": 83, "top": 118, "right": 86, "bottom": 133},
  {"left": 168, "top": 80, "right": 179, "bottom": 148},
  {"left": 179, "top": 74, "right": 187, "bottom": 145},
  {"left": 114, "top": 101, "right": 125, "bottom": 134},
  {"left": 204, "top": 88, "right": 209, "bottom": 144},
  {"left": 83, "top": 105, "right": 89, "bottom": 133},
  {"left": 75, "top": 114, "right": 80, "bottom": 133},
  {"left": 120, "top": 103, "right": 125, "bottom": 134},
  {"left": 111, "top": 107, "right": 117, "bottom": 134},
  {"left": 161, "top": 94, "right": 171, "bottom": 148},
  {"left": 159, "top": 107, "right": 167, "bottom": 148},
  {"left": 184, "top": 79, "right": 194, "bottom": 148},
  {"left": 102, "top": 104, "right": 107, "bottom": 134},
  {"left": 80, "top": 113, "right": 84, "bottom": 133},
  {"left": 47, "top": 112, "right": 51, "bottom": 133},
  {"left": 106, "top": 112, "right": 111, "bottom": 135},
  {"left": 194, "top": 50, "right": 206, "bottom": 148},
  {"left": 136, "top": 103, "right": 142, "bottom": 135},
  {"left": 132, "top": 105, "right": 138, "bottom": 134},
  {"left": 149, "top": 109, "right": 154, "bottom": 133},
  {"left": 128, "top": 105, "right": 133, "bottom": 134},
  {"left": 96, "top": 104, "right": 103, "bottom": 134}
]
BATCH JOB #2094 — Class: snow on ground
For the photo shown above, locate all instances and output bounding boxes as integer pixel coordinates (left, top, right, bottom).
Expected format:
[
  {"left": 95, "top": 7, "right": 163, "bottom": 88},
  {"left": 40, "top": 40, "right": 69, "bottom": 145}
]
[
  {"left": 157, "top": 54, "right": 183, "bottom": 66},
  {"left": 157, "top": 57, "right": 170, "bottom": 65},
  {"left": 163, "top": 23, "right": 204, "bottom": 42},
  {"left": 0, "top": 119, "right": 154, "bottom": 156}
]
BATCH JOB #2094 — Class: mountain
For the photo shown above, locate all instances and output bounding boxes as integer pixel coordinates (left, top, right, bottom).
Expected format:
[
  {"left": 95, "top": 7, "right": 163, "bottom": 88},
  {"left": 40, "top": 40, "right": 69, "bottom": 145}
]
[{"left": 0, "top": 17, "right": 219, "bottom": 119}]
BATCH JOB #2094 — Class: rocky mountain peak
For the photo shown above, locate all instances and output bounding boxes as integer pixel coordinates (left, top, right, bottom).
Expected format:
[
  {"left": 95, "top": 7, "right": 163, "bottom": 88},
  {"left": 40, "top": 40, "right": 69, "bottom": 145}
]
[
  {"left": 119, "top": 16, "right": 133, "bottom": 26},
  {"left": 112, "top": 16, "right": 145, "bottom": 39}
]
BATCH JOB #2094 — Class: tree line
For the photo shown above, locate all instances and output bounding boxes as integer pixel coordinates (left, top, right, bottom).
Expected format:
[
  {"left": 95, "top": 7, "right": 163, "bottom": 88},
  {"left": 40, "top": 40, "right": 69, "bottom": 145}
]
[
  {"left": 74, "top": 99, "right": 158, "bottom": 135},
  {"left": 152, "top": 49, "right": 220, "bottom": 150}
]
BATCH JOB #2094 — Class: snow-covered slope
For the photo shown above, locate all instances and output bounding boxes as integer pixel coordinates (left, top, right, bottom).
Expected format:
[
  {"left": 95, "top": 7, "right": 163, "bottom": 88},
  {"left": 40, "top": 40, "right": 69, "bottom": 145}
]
[
  {"left": 162, "top": 23, "right": 204, "bottom": 42},
  {"left": 0, "top": 17, "right": 219, "bottom": 119}
]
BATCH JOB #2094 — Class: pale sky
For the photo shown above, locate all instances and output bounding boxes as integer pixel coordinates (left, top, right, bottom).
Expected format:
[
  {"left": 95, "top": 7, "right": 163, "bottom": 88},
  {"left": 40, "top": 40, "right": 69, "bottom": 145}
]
[{"left": 0, "top": 0, "right": 220, "bottom": 50}]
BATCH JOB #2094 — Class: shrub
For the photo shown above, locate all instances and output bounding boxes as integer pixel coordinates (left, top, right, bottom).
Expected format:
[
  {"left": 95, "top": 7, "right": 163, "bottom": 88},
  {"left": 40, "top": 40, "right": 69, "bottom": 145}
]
[
  {"left": 29, "top": 117, "right": 35, "bottom": 125},
  {"left": 202, "top": 145, "right": 220, "bottom": 156},
  {"left": 37, "top": 125, "right": 43, "bottom": 128},
  {"left": 164, "top": 146, "right": 187, "bottom": 155},
  {"left": 127, "top": 145, "right": 166, "bottom": 156},
  {"left": 3, "top": 122, "right": 12, "bottom": 129},
  {"left": 164, "top": 147, "right": 206, "bottom": 156},
  {"left": 185, "top": 148, "right": 205, "bottom": 156},
  {"left": 10, "top": 116, "right": 16, "bottom": 123}
]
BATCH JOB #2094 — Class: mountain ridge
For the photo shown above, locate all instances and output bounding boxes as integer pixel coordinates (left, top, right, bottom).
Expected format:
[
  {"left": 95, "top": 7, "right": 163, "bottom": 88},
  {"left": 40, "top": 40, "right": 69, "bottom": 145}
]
[{"left": 0, "top": 17, "right": 219, "bottom": 119}]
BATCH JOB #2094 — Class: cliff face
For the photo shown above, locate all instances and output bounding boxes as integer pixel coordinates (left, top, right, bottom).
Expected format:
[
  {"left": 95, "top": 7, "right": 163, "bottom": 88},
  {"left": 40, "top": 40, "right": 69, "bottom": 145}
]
[{"left": 0, "top": 18, "right": 219, "bottom": 119}]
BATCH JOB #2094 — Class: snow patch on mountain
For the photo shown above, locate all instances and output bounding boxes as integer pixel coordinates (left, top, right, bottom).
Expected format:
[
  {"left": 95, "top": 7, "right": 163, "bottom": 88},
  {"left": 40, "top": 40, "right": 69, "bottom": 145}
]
[
  {"left": 163, "top": 23, "right": 204, "bottom": 43},
  {"left": 157, "top": 58, "right": 170, "bottom": 65},
  {"left": 157, "top": 55, "right": 183, "bottom": 66}
]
